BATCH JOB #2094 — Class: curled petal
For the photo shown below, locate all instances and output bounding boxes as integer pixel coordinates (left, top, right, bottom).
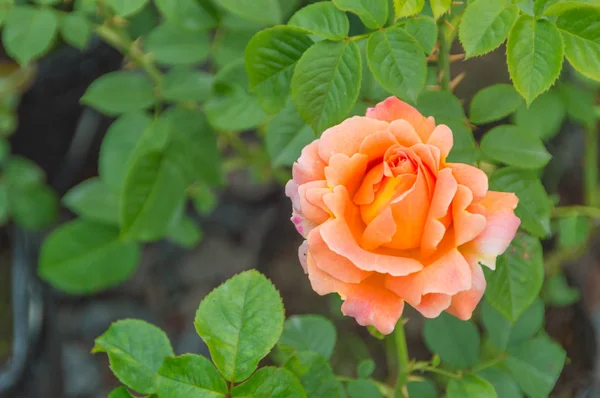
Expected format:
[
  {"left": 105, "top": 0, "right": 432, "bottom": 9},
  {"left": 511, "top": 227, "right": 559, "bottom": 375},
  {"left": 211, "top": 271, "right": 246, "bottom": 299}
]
[
  {"left": 318, "top": 117, "right": 389, "bottom": 162},
  {"left": 298, "top": 181, "right": 330, "bottom": 224},
  {"left": 366, "top": 97, "right": 436, "bottom": 142},
  {"left": 308, "top": 227, "right": 373, "bottom": 283},
  {"left": 448, "top": 163, "right": 488, "bottom": 201},
  {"left": 388, "top": 119, "right": 423, "bottom": 147},
  {"left": 421, "top": 168, "right": 458, "bottom": 255},
  {"left": 361, "top": 206, "right": 397, "bottom": 250},
  {"left": 306, "top": 254, "right": 404, "bottom": 335},
  {"left": 325, "top": 153, "right": 368, "bottom": 196},
  {"left": 354, "top": 163, "right": 384, "bottom": 205},
  {"left": 293, "top": 140, "right": 326, "bottom": 185},
  {"left": 415, "top": 293, "right": 452, "bottom": 318},
  {"left": 427, "top": 125, "right": 453, "bottom": 160},
  {"left": 359, "top": 130, "right": 400, "bottom": 162},
  {"left": 446, "top": 259, "right": 486, "bottom": 320},
  {"left": 453, "top": 185, "right": 487, "bottom": 247}
]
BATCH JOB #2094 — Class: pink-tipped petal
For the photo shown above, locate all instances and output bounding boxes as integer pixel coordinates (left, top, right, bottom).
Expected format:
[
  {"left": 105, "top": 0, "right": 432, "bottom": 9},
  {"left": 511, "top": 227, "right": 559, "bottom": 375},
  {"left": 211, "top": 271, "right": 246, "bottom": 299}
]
[
  {"left": 366, "top": 97, "right": 436, "bottom": 142},
  {"left": 298, "top": 181, "right": 330, "bottom": 224},
  {"left": 298, "top": 241, "right": 308, "bottom": 273},
  {"left": 318, "top": 117, "right": 389, "bottom": 162},
  {"left": 293, "top": 140, "right": 326, "bottom": 185}
]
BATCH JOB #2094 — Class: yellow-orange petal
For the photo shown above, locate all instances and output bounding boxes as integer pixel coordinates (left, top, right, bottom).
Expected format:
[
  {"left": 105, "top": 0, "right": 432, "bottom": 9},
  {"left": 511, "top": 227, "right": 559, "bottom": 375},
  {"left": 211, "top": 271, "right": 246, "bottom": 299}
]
[
  {"left": 308, "top": 227, "right": 373, "bottom": 283},
  {"left": 306, "top": 254, "right": 404, "bottom": 335},
  {"left": 360, "top": 174, "right": 417, "bottom": 225},
  {"left": 427, "top": 125, "right": 453, "bottom": 160},
  {"left": 293, "top": 140, "right": 326, "bottom": 185},
  {"left": 366, "top": 97, "right": 436, "bottom": 142},
  {"left": 453, "top": 185, "right": 487, "bottom": 246},
  {"left": 446, "top": 260, "right": 486, "bottom": 320},
  {"left": 415, "top": 293, "right": 452, "bottom": 318},
  {"left": 421, "top": 168, "right": 457, "bottom": 255},
  {"left": 325, "top": 153, "right": 368, "bottom": 196},
  {"left": 361, "top": 206, "right": 397, "bottom": 250},
  {"left": 448, "top": 163, "right": 488, "bottom": 201},
  {"left": 318, "top": 116, "right": 389, "bottom": 162}
]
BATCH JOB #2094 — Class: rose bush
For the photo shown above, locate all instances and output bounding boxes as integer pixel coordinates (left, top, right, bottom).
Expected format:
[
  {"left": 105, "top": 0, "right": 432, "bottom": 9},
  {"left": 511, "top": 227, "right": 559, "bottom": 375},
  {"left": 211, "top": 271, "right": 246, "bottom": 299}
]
[{"left": 286, "top": 97, "right": 521, "bottom": 334}]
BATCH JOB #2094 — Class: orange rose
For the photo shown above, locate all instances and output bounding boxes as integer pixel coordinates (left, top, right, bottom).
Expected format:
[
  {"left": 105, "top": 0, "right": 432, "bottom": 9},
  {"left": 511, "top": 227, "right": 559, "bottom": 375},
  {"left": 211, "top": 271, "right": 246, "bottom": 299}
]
[{"left": 286, "top": 97, "right": 520, "bottom": 334}]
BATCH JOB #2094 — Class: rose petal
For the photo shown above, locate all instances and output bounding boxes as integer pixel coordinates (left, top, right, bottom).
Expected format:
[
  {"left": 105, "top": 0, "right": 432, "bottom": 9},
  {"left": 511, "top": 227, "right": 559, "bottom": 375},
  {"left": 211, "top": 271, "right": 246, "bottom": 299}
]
[
  {"left": 388, "top": 119, "right": 423, "bottom": 147},
  {"left": 448, "top": 163, "right": 488, "bottom": 201},
  {"left": 421, "top": 248, "right": 472, "bottom": 295},
  {"left": 427, "top": 125, "right": 453, "bottom": 160},
  {"left": 360, "top": 174, "right": 417, "bottom": 225},
  {"left": 293, "top": 140, "right": 326, "bottom": 185},
  {"left": 325, "top": 153, "right": 368, "bottom": 196},
  {"left": 453, "top": 185, "right": 487, "bottom": 247},
  {"left": 298, "top": 240, "right": 308, "bottom": 273},
  {"left": 306, "top": 254, "right": 404, "bottom": 335},
  {"left": 446, "top": 260, "right": 486, "bottom": 320},
  {"left": 358, "top": 130, "right": 400, "bottom": 162},
  {"left": 415, "top": 293, "right": 452, "bottom": 318},
  {"left": 361, "top": 206, "right": 397, "bottom": 250},
  {"left": 298, "top": 181, "right": 330, "bottom": 224},
  {"left": 366, "top": 97, "right": 436, "bottom": 141},
  {"left": 308, "top": 226, "right": 373, "bottom": 283},
  {"left": 354, "top": 163, "right": 385, "bottom": 205},
  {"left": 421, "top": 168, "right": 457, "bottom": 255},
  {"left": 318, "top": 117, "right": 389, "bottom": 162}
]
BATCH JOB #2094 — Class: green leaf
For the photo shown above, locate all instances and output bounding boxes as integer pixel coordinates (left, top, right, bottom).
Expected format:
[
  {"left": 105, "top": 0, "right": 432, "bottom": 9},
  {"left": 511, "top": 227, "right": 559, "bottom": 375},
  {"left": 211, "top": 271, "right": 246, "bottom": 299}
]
[
  {"left": 406, "top": 379, "right": 438, "bottom": 398},
  {"left": 332, "top": 0, "right": 388, "bottom": 29},
  {"left": 162, "top": 107, "right": 224, "bottom": 186},
  {"left": 542, "top": 273, "right": 581, "bottom": 307},
  {"left": 82, "top": 71, "right": 155, "bottom": 116},
  {"left": 490, "top": 168, "right": 552, "bottom": 237},
  {"left": 4, "top": 156, "right": 44, "bottom": 188},
  {"left": 231, "top": 367, "right": 306, "bottom": 398},
  {"left": 162, "top": 67, "right": 213, "bottom": 102},
  {"left": 367, "top": 26, "right": 427, "bottom": 103},
  {"left": 556, "top": 7, "right": 600, "bottom": 81},
  {"left": 459, "top": 0, "right": 519, "bottom": 58},
  {"left": 266, "top": 100, "right": 315, "bottom": 167},
  {"left": 431, "top": 0, "right": 452, "bottom": 20},
  {"left": 39, "top": 220, "right": 140, "bottom": 294},
  {"left": 155, "top": 354, "right": 228, "bottom": 398},
  {"left": 484, "top": 233, "right": 545, "bottom": 322},
  {"left": 11, "top": 184, "right": 58, "bottom": 229},
  {"left": 245, "top": 26, "right": 314, "bottom": 114},
  {"left": 423, "top": 313, "right": 480, "bottom": 369},
  {"left": 120, "top": 150, "right": 187, "bottom": 241},
  {"left": 402, "top": 16, "right": 438, "bottom": 55},
  {"left": 394, "top": 0, "right": 425, "bottom": 19},
  {"left": 470, "top": 84, "right": 523, "bottom": 124},
  {"left": 481, "top": 298, "right": 545, "bottom": 350},
  {"left": 416, "top": 90, "right": 478, "bottom": 163},
  {"left": 106, "top": 0, "right": 149, "bottom": 17},
  {"left": 63, "top": 178, "right": 120, "bottom": 225},
  {"left": 447, "top": 375, "right": 497, "bottom": 398},
  {"left": 559, "top": 82, "right": 596, "bottom": 127},
  {"left": 512, "top": 89, "right": 566, "bottom": 141},
  {"left": 357, "top": 359, "right": 375, "bottom": 378},
  {"left": 93, "top": 319, "right": 174, "bottom": 394},
  {"left": 108, "top": 387, "right": 135, "bottom": 398},
  {"left": 99, "top": 112, "right": 152, "bottom": 193},
  {"left": 167, "top": 215, "right": 203, "bottom": 249},
  {"left": 145, "top": 23, "right": 210, "bottom": 66},
  {"left": 194, "top": 270, "right": 285, "bottom": 383},
  {"left": 505, "top": 336, "right": 566, "bottom": 397},
  {"left": 190, "top": 184, "right": 217, "bottom": 215},
  {"left": 0, "top": 182, "right": 9, "bottom": 225},
  {"left": 217, "top": 0, "right": 282, "bottom": 25},
  {"left": 292, "top": 40, "right": 362, "bottom": 133},
  {"left": 544, "top": 1, "right": 600, "bottom": 16},
  {"left": 2, "top": 6, "right": 58, "bottom": 65},
  {"left": 347, "top": 379, "right": 382, "bottom": 398},
  {"left": 477, "top": 368, "right": 522, "bottom": 398},
  {"left": 154, "top": 0, "right": 218, "bottom": 31},
  {"left": 480, "top": 125, "right": 551, "bottom": 169},
  {"left": 289, "top": 2, "right": 349, "bottom": 41},
  {"left": 60, "top": 13, "right": 91, "bottom": 50},
  {"left": 279, "top": 315, "right": 337, "bottom": 360},
  {"left": 284, "top": 352, "right": 344, "bottom": 398},
  {"left": 212, "top": 27, "right": 258, "bottom": 69},
  {"left": 507, "top": 15, "right": 564, "bottom": 104}
]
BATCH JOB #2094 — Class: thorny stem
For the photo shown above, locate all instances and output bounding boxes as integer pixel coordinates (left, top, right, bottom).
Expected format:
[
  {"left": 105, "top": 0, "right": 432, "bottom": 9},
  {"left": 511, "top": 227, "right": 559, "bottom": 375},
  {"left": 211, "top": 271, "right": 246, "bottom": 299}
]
[{"left": 393, "top": 320, "right": 410, "bottom": 398}]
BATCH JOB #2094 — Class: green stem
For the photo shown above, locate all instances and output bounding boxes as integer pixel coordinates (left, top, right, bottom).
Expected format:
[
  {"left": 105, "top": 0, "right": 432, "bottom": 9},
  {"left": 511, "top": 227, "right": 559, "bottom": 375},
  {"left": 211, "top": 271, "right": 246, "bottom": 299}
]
[
  {"left": 420, "top": 366, "right": 462, "bottom": 379},
  {"left": 437, "top": 17, "right": 451, "bottom": 91},
  {"left": 553, "top": 205, "right": 600, "bottom": 220},
  {"left": 349, "top": 32, "right": 372, "bottom": 42},
  {"left": 393, "top": 321, "right": 410, "bottom": 398},
  {"left": 584, "top": 121, "right": 598, "bottom": 207},
  {"left": 470, "top": 356, "right": 505, "bottom": 374}
]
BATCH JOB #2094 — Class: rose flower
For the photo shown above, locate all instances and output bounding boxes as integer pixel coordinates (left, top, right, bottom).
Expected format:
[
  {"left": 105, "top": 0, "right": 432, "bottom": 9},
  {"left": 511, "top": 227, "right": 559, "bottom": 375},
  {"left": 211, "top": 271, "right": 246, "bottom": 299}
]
[{"left": 286, "top": 97, "right": 520, "bottom": 334}]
